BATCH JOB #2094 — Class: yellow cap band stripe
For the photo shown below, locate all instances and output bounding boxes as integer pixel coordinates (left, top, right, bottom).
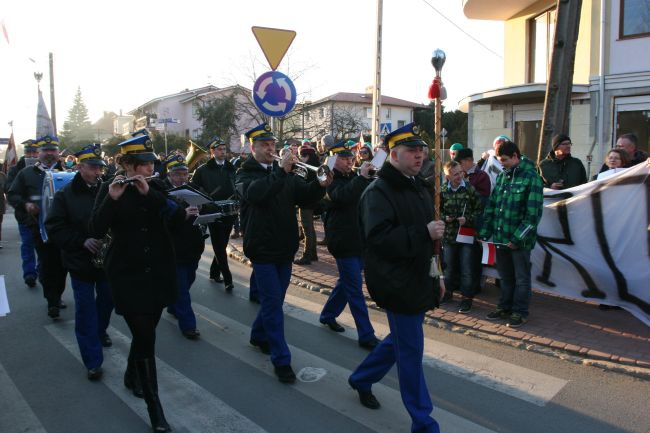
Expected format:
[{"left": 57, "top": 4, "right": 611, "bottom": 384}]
[
  {"left": 166, "top": 160, "right": 182, "bottom": 169},
  {"left": 248, "top": 129, "right": 267, "bottom": 140},
  {"left": 121, "top": 144, "right": 148, "bottom": 154},
  {"left": 387, "top": 132, "right": 415, "bottom": 149},
  {"left": 77, "top": 153, "right": 94, "bottom": 162}
]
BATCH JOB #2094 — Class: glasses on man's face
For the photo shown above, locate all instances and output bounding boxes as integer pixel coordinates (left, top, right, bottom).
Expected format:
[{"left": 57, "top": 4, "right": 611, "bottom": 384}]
[{"left": 359, "top": 151, "right": 369, "bottom": 155}]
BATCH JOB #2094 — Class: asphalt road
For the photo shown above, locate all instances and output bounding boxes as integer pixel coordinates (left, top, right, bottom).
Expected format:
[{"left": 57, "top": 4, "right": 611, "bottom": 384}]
[{"left": 1, "top": 216, "right": 649, "bottom": 433}]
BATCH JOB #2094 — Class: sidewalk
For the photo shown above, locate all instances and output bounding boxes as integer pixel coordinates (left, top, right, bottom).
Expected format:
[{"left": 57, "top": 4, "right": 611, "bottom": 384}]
[{"left": 227, "top": 220, "right": 650, "bottom": 379}]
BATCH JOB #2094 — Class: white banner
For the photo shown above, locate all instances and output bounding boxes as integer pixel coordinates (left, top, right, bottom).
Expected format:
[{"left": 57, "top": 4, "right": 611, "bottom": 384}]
[{"left": 529, "top": 161, "right": 650, "bottom": 326}]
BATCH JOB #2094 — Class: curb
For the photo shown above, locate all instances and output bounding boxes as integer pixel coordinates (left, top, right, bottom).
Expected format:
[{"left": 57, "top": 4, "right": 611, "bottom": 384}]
[{"left": 227, "top": 245, "right": 650, "bottom": 381}]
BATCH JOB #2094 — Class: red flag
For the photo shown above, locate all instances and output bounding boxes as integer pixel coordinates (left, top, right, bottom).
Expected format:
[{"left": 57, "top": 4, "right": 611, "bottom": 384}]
[
  {"left": 481, "top": 241, "right": 496, "bottom": 265},
  {"left": 455, "top": 226, "right": 476, "bottom": 244},
  {"left": 2, "top": 133, "right": 17, "bottom": 173}
]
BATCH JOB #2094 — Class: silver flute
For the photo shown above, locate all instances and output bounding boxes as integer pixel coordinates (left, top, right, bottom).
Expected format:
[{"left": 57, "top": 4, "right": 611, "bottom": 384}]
[{"left": 114, "top": 173, "right": 160, "bottom": 185}]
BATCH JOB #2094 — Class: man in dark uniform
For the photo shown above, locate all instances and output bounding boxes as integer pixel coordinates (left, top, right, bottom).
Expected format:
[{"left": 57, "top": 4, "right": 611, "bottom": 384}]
[
  {"left": 319, "top": 140, "right": 379, "bottom": 349},
  {"left": 45, "top": 144, "right": 114, "bottom": 380},
  {"left": 348, "top": 123, "right": 445, "bottom": 433},
  {"left": 6, "top": 139, "right": 40, "bottom": 287},
  {"left": 163, "top": 154, "right": 203, "bottom": 340},
  {"left": 191, "top": 136, "right": 236, "bottom": 292},
  {"left": 8, "top": 135, "right": 68, "bottom": 318},
  {"left": 236, "top": 123, "right": 332, "bottom": 383}
]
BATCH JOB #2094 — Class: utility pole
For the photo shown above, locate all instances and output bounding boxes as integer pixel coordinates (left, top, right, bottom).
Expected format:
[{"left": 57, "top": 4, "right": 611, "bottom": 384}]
[
  {"left": 49, "top": 52, "right": 57, "bottom": 134},
  {"left": 536, "top": 0, "right": 583, "bottom": 163},
  {"left": 371, "top": 0, "right": 383, "bottom": 148}
]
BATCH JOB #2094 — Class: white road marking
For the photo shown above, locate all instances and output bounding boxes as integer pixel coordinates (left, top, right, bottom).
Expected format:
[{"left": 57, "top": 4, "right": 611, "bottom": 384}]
[
  {"left": 46, "top": 321, "right": 268, "bottom": 433},
  {"left": 0, "top": 362, "right": 47, "bottom": 433},
  {"left": 189, "top": 302, "right": 497, "bottom": 433}
]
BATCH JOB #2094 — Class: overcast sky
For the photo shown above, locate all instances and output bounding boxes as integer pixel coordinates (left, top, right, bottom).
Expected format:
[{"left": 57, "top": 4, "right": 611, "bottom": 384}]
[{"left": 0, "top": 0, "right": 504, "bottom": 144}]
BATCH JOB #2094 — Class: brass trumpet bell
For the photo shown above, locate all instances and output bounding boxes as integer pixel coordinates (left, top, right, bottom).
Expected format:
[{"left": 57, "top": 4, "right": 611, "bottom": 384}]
[{"left": 186, "top": 140, "right": 208, "bottom": 172}]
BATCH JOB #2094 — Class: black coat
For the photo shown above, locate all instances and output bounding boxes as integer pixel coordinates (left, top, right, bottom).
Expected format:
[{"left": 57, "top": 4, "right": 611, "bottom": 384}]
[
  {"left": 44, "top": 173, "right": 105, "bottom": 282},
  {"left": 191, "top": 158, "right": 236, "bottom": 200},
  {"left": 360, "top": 162, "right": 440, "bottom": 314},
  {"left": 90, "top": 179, "right": 185, "bottom": 315},
  {"left": 7, "top": 162, "right": 64, "bottom": 226},
  {"left": 324, "top": 169, "right": 371, "bottom": 258},
  {"left": 235, "top": 157, "right": 325, "bottom": 263},
  {"left": 164, "top": 179, "right": 206, "bottom": 265},
  {"left": 5, "top": 157, "right": 26, "bottom": 192}
]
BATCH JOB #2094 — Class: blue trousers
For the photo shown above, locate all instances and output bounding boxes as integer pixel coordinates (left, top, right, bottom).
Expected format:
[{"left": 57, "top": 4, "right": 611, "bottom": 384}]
[
  {"left": 320, "top": 257, "right": 376, "bottom": 343},
  {"left": 250, "top": 262, "right": 292, "bottom": 366},
  {"left": 350, "top": 311, "right": 439, "bottom": 433},
  {"left": 495, "top": 248, "right": 532, "bottom": 317},
  {"left": 18, "top": 223, "right": 38, "bottom": 280},
  {"left": 168, "top": 263, "right": 198, "bottom": 332},
  {"left": 442, "top": 242, "right": 475, "bottom": 299},
  {"left": 249, "top": 270, "right": 259, "bottom": 301},
  {"left": 70, "top": 278, "right": 114, "bottom": 369}
]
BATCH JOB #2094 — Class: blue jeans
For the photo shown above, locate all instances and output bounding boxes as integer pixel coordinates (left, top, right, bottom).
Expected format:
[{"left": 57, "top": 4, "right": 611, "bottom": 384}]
[
  {"left": 350, "top": 311, "right": 439, "bottom": 433},
  {"left": 320, "top": 257, "right": 376, "bottom": 343},
  {"left": 495, "top": 247, "right": 532, "bottom": 317},
  {"left": 442, "top": 242, "right": 475, "bottom": 298},
  {"left": 168, "top": 263, "right": 198, "bottom": 332},
  {"left": 18, "top": 223, "right": 38, "bottom": 280},
  {"left": 250, "top": 262, "right": 292, "bottom": 366},
  {"left": 249, "top": 270, "right": 259, "bottom": 301},
  {"left": 70, "top": 278, "right": 114, "bottom": 369}
]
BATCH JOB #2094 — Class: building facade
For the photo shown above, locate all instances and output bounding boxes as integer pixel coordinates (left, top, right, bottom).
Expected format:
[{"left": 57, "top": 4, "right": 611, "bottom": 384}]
[{"left": 460, "top": 0, "right": 650, "bottom": 175}]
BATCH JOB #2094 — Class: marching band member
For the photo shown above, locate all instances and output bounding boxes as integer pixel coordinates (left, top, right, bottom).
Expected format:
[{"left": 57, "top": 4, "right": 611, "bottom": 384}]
[
  {"left": 8, "top": 135, "right": 68, "bottom": 318},
  {"left": 235, "top": 123, "right": 332, "bottom": 384},
  {"left": 163, "top": 154, "right": 202, "bottom": 340},
  {"left": 348, "top": 123, "right": 445, "bottom": 433},
  {"left": 6, "top": 139, "right": 40, "bottom": 287},
  {"left": 45, "top": 144, "right": 114, "bottom": 380},
  {"left": 319, "top": 140, "right": 379, "bottom": 349},
  {"left": 190, "top": 136, "right": 237, "bottom": 292},
  {"left": 91, "top": 134, "right": 184, "bottom": 432}
]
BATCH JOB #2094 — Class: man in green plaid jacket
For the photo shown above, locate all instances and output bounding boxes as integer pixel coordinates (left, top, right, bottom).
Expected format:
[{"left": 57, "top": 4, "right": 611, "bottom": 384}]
[{"left": 478, "top": 140, "right": 544, "bottom": 328}]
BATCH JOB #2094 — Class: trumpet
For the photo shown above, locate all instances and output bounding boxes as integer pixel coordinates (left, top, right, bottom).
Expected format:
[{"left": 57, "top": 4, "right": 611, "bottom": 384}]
[
  {"left": 352, "top": 165, "right": 378, "bottom": 178},
  {"left": 114, "top": 173, "right": 160, "bottom": 185},
  {"left": 272, "top": 155, "right": 331, "bottom": 182}
]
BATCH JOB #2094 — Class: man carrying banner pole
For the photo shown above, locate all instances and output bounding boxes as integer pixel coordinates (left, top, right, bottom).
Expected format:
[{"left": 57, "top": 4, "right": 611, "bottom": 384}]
[{"left": 479, "top": 140, "right": 543, "bottom": 328}]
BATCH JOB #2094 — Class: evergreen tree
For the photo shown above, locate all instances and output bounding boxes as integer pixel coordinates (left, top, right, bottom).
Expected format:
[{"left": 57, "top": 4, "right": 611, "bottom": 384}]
[
  {"left": 60, "top": 87, "right": 94, "bottom": 150},
  {"left": 195, "top": 94, "right": 238, "bottom": 148}
]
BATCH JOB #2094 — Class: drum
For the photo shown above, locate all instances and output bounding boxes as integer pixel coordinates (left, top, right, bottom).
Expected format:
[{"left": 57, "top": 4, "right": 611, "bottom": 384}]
[
  {"left": 39, "top": 170, "right": 76, "bottom": 242},
  {"left": 214, "top": 199, "right": 240, "bottom": 217}
]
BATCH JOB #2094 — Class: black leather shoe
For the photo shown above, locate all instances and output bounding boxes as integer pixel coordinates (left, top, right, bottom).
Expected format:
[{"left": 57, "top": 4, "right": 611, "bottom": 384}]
[
  {"left": 249, "top": 296, "right": 260, "bottom": 304},
  {"left": 47, "top": 306, "right": 60, "bottom": 319},
  {"left": 359, "top": 337, "right": 380, "bottom": 350},
  {"left": 293, "top": 257, "right": 311, "bottom": 265},
  {"left": 320, "top": 319, "right": 345, "bottom": 332},
  {"left": 58, "top": 300, "right": 67, "bottom": 309},
  {"left": 87, "top": 367, "right": 103, "bottom": 381},
  {"left": 224, "top": 283, "right": 234, "bottom": 292},
  {"left": 274, "top": 365, "right": 296, "bottom": 384},
  {"left": 25, "top": 276, "right": 37, "bottom": 288},
  {"left": 348, "top": 378, "right": 380, "bottom": 409},
  {"left": 182, "top": 329, "right": 200, "bottom": 340},
  {"left": 211, "top": 275, "right": 224, "bottom": 283},
  {"left": 250, "top": 339, "right": 271, "bottom": 354},
  {"left": 101, "top": 334, "right": 112, "bottom": 348}
]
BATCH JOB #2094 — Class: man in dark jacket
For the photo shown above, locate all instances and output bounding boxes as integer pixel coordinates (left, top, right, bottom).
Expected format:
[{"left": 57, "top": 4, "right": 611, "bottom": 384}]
[
  {"left": 318, "top": 141, "right": 379, "bottom": 349},
  {"left": 164, "top": 154, "right": 203, "bottom": 340},
  {"left": 8, "top": 135, "right": 68, "bottom": 317},
  {"left": 235, "top": 123, "right": 331, "bottom": 384},
  {"left": 538, "top": 134, "right": 587, "bottom": 189},
  {"left": 45, "top": 144, "right": 114, "bottom": 380},
  {"left": 191, "top": 136, "right": 236, "bottom": 291},
  {"left": 348, "top": 123, "right": 445, "bottom": 433},
  {"left": 616, "top": 133, "right": 648, "bottom": 167},
  {"left": 6, "top": 139, "right": 40, "bottom": 286}
]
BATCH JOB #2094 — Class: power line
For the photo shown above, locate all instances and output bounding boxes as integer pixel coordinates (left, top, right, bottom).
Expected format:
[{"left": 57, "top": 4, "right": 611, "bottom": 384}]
[{"left": 418, "top": 0, "right": 503, "bottom": 59}]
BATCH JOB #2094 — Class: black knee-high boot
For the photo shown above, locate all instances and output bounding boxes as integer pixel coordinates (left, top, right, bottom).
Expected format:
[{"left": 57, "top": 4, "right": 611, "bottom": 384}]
[
  {"left": 136, "top": 358, "right": 171, "bottom": 432},
  {"left": 124, "top": 352, "right": 144, "bottom": 398}
]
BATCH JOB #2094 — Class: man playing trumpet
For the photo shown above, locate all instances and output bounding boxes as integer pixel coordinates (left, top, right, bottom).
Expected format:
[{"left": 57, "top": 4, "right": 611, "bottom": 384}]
[{"left": 235, "top": 123, "right": 332, "bottom": 384}]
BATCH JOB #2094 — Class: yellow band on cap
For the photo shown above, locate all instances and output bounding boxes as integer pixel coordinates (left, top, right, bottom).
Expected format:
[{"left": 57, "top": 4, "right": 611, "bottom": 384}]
[
  {"left": 166, "top": 160, "right": 183, "bottom": 169},
  {"left": 121, "top": 144, "right": 148, "bottom": 154},
  {"left": 248, "top": 129, "right": 268, "bottom": 141},
  {"left": 387, "top": 132, "right": 414, "bottom": 149},
  {"left": 77, "top": 153, "right": 95, "bottom": 162}
]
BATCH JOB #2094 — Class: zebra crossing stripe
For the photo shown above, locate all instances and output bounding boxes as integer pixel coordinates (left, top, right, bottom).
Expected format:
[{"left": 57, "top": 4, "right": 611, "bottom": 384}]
[
  {"left": 0, "top": 362, "right": 47, "bottom": 433},
  {"left": 45, "top": 321, "right": 268, "bottom": 433}
]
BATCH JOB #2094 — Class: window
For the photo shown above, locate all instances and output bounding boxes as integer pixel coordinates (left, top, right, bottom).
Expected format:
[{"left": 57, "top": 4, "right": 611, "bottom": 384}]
[
  {"left": 620, "top": 0, "right": 650, "bottom": 39},
  {"left": 528, "top": 8, "right": 557, "bottom": 83},
  {"left": 397, "top": 120, "right": 405, "bottom": 128},
  {"left": 614, "top": 95, "right": 650, "bottom": 154},
  {"left": 366, "top": 107, "right": 372, "bottom": 118},
  {"left": 319, "top": 107, "right": 325, "bottom": 119},
  {"left": 386, "top": 107, "right": 391, "bottom": 119}
]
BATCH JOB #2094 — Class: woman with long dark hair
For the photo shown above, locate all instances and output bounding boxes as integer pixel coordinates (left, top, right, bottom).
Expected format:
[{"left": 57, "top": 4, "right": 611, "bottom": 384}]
[{"left": 91, "top": 134, "right": 184, "bottom": 432}]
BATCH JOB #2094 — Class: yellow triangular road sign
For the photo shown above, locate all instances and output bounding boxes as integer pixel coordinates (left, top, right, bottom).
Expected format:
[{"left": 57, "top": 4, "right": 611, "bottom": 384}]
[{"left": 251, "top": 26, "right": 297, "bottom": 71}]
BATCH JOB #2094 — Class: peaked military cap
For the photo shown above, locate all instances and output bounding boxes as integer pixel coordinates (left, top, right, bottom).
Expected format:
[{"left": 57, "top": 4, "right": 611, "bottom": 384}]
[
  {"left": 75, "top": 144, "right": 106, "bottom": 166},
  {"left": 164, "top": 154, "right": 188, "bottom": 172},
  {"left": 36, "top": 135, "right": 60, "bottom": 150},
  {"left": 118, "top": 134, "right": 156, "bottom": 162},
  {"left": 384, "top": 123, "right": 426, "bottom": 149},
  {"left": 327, "top": 140, "right": 354, "bottom": 157},
  {"left": 245, "top": 123, "right": 276, "bottom": 143}
]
